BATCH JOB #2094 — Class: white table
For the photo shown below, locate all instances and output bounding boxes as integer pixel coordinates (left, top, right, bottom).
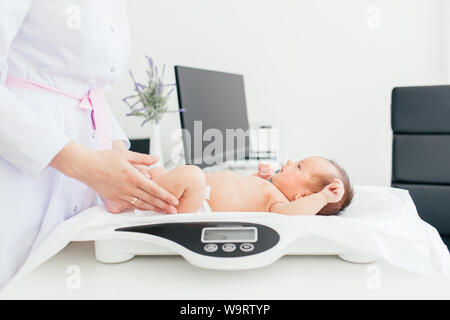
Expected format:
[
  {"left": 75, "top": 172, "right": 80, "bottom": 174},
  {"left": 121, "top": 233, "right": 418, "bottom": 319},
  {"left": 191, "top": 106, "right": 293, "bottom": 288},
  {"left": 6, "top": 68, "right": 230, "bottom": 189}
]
[{"left": 1, "top": 241, "right": 449, "bottom": 299}]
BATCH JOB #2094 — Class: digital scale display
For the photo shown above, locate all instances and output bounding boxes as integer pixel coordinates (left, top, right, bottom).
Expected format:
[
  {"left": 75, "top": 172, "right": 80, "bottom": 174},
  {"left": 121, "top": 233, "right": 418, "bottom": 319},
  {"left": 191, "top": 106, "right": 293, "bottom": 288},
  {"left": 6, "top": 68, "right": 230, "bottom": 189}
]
[{"left": 201, "top": 227, "right": 257, "bottom": 243}]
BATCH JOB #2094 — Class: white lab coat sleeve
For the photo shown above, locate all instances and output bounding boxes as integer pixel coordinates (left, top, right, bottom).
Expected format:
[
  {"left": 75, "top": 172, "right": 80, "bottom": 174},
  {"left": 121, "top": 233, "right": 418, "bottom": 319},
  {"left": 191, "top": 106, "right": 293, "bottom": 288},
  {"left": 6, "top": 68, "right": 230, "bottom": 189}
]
[
  {"left": 0, "top": 1, "right": 71, "bottom": 177},
  {"left": 108, "top": 108, "right": 130, "bottom": 150}
]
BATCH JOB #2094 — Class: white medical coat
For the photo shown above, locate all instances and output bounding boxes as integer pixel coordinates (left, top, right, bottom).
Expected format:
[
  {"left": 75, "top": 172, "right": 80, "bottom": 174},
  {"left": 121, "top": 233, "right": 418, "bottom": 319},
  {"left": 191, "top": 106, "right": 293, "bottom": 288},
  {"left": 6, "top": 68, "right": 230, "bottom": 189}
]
[{"left": 0, "top": 1, "right": 131, "bottom": 288}]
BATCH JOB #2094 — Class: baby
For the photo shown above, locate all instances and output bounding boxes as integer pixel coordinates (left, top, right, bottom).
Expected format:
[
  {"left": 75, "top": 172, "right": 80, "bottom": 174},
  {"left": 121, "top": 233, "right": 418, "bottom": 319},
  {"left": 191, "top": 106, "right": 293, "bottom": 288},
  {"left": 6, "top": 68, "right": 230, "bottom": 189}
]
[{"left": 147, "top": 156, "right": 353, "bottom": 216}]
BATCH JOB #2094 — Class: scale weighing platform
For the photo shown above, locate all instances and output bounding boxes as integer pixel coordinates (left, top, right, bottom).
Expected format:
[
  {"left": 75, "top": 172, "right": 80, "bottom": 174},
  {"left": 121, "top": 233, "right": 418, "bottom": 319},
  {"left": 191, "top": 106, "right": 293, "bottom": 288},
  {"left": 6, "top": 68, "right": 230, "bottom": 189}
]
[{"left": 93, "top": 212, "right": 378, "bottom": 270}]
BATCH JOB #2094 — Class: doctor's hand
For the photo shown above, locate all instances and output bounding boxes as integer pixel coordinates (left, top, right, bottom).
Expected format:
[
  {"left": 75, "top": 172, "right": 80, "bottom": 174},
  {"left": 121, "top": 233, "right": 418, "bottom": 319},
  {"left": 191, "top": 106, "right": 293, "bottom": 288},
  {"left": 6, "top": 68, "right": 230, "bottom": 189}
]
[
  {"left": 100, "top": 164, "right": 155, "bottom": 213},
  {"left": 50, "top": 141, "right": 179, "bottom": 214}
]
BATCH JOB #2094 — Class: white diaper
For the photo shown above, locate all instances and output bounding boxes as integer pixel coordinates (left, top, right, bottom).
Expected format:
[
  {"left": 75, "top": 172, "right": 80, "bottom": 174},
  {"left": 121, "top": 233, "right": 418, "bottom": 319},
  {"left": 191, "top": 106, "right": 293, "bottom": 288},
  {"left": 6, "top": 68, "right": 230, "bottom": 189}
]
[{"left": 198, "top": 186, "right": 212, "bottom": 213}]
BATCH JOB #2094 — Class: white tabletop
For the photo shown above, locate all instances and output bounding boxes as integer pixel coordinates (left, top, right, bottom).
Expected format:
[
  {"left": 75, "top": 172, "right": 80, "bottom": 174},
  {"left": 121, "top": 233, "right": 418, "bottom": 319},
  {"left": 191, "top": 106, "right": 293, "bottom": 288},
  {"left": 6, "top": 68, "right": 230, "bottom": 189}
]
[{"left": 1, "top": 241, "right": 449, "bottom": 299}]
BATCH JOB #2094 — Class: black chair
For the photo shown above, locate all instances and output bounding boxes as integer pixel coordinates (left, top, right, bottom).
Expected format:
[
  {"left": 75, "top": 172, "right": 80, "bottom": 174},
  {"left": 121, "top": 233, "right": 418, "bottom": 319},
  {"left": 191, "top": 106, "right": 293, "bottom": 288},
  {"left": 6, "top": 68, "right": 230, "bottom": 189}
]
[{"left": 391, "top": 85, "right": 450, "bottom": 249}]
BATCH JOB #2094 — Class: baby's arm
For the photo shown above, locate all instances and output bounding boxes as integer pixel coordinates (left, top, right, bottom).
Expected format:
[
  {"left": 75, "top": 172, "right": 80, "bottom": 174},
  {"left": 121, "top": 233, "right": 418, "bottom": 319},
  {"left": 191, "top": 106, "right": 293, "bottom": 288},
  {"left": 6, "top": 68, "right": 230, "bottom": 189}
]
[{"left": 269, "top": 179, "right": 344, "bottom": 215}]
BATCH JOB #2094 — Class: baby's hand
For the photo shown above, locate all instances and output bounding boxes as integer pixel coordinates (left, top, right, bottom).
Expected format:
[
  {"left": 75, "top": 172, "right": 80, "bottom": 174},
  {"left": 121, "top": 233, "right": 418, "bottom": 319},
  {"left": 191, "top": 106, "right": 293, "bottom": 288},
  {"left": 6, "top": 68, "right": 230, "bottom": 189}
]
[
  {"left": 319, "top": 178, "right": 345, "bottom": 203},
  {"left": 257, "top": 163, "right": 275, "bottom": 180}
]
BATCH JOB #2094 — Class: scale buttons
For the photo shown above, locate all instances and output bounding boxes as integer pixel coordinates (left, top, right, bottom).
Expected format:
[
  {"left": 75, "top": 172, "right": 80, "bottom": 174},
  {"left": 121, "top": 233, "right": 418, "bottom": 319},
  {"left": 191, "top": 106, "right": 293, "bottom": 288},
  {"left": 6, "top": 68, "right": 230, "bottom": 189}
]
[
  {"left": 203, "top": 244, "right": 218, "bottom": 253},
  {"left": 240, "top": 243, "right": 255, "bottom": 252},
  {"left": 222, "top": 243, "right": 236, "bottom": 252}
]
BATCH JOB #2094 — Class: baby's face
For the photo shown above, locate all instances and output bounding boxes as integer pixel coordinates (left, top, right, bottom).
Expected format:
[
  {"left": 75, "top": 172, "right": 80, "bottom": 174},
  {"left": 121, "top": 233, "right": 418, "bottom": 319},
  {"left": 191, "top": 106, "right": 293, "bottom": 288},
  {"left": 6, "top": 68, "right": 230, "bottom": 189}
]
[{"left": 271, "top": 157, "right": 338, "bottom": 201}]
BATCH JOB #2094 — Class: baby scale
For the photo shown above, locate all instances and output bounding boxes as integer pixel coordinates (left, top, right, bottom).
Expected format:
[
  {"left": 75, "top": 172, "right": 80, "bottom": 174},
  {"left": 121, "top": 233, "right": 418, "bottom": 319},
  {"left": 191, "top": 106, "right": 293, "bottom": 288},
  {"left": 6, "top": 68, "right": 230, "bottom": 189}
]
[{"left": 94, "top": 211, "right": 378, "bottom": 270}]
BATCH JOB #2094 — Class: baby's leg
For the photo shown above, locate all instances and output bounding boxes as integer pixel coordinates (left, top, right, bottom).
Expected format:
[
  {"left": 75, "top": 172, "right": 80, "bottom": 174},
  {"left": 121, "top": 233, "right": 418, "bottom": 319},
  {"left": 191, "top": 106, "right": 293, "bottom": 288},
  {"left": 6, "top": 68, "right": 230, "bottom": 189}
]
[
  {"left": 150, "top": 165, "right": 206, "bottom": 213},
  {"left": 148, "top": 167, "right": 170, "bottom": 180}
]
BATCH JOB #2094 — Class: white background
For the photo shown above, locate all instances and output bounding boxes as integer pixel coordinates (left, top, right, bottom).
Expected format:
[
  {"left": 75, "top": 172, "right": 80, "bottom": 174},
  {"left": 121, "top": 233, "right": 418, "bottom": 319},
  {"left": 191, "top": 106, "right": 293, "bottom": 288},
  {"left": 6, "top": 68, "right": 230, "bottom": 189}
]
[{"left": 106, "top": 0, "right": 450, "bottom": 186}]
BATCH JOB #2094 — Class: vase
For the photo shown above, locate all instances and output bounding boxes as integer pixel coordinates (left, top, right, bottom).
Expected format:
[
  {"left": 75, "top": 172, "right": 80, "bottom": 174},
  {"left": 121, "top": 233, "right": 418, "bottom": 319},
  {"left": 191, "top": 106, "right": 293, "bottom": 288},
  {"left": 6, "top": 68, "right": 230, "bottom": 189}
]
[{"left": 149, "top": 121, "right": 164, "bottom": 167}]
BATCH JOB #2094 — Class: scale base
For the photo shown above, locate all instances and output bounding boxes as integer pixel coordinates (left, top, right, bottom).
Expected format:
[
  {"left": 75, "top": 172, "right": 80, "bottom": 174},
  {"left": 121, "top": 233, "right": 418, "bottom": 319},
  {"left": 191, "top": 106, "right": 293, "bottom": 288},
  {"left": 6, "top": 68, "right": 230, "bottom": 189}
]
[{"left": 94, "top": 239, "right": 378, "bottom": 267}]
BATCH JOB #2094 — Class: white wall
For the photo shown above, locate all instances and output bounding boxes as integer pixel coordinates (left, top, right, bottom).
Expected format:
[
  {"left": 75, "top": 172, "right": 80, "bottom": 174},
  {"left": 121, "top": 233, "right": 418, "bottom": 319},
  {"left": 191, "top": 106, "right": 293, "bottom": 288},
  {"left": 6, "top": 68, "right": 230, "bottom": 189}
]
[
  {"left": 106, "top": 0, "right": 448, "bottom": 186},
  {"left": 443, "top": 0, "right": 450, "bottom": 81}
]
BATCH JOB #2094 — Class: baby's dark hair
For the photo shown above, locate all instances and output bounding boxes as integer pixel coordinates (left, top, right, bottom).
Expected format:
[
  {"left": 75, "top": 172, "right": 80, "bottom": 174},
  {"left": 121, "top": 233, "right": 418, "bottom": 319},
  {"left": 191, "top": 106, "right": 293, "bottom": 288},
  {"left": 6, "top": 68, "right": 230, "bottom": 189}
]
[{"left": 308, "top": 159, "right": 354, "bottom": 215}]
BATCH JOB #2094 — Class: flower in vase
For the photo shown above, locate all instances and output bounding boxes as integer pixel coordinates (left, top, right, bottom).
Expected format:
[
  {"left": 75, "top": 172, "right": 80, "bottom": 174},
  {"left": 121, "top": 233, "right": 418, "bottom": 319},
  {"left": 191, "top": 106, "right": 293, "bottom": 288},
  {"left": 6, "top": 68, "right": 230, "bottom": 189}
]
[{"left": 123, "top": 56, "right": 184, "bottom": 126}]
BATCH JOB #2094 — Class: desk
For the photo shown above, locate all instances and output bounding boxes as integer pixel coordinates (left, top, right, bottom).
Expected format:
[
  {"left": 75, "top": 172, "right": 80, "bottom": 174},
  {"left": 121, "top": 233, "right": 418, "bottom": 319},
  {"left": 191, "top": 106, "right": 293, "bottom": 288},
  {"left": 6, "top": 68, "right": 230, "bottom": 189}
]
[{"left": 1, "top": 241, "right": 449, "bottom": 299}]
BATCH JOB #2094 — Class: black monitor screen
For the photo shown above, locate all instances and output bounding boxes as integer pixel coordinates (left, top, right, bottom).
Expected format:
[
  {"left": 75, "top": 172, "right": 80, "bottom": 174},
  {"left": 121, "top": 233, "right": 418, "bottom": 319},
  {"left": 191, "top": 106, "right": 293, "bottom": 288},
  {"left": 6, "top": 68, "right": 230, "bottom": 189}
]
[{"left": 175, "top": 66, "right": 250, "bottom": 168}]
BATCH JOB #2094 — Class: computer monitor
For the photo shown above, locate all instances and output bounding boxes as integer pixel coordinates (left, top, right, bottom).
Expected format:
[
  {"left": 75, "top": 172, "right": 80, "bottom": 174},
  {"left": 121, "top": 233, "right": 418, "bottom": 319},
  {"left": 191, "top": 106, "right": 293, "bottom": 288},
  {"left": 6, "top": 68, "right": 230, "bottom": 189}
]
[{"left": 175, "top": 66, "right": 250, "bottom": 168}]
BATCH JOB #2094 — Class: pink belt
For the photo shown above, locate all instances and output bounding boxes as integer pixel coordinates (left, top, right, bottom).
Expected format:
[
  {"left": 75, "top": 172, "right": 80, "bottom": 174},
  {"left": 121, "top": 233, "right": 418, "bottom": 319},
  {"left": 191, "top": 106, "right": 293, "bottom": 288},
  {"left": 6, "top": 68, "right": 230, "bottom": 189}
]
[{"left": 5, "top": 75, "right": 112, "bottom": 149}]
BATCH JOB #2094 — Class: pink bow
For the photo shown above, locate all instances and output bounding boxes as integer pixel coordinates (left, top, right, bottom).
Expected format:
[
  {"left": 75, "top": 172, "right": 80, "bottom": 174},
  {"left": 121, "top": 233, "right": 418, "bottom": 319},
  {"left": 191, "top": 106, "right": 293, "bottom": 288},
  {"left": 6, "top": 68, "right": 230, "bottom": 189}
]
[{"left": 5, "top": 75, "right": 112, "bottom": 150}]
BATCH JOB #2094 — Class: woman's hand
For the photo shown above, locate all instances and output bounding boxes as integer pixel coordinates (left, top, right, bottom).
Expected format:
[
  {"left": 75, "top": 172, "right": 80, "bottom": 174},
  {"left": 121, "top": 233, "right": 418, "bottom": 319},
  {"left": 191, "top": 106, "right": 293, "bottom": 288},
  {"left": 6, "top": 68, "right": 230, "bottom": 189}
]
[
  {"left": 50, "top": 141, "right": 179, "bottom": 214},
  {"left": 133, "top": 164, "right": 152, "bottom": 178},
  {"left": 101, "top": 164, "right": 154, "bottom": 213}
]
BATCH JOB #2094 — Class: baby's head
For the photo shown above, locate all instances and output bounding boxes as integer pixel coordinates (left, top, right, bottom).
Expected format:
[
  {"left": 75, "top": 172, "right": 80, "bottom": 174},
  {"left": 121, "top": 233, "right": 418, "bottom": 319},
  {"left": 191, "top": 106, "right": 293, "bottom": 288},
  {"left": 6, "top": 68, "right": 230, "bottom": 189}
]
[{"left": 271, "top": 156, "right": 353, "bottom": 215}]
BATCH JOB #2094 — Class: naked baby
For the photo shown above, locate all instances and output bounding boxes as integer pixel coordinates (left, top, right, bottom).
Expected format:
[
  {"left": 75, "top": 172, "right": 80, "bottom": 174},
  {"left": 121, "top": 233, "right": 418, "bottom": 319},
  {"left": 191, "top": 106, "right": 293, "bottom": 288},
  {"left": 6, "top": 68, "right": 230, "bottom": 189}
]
[{"left": 145, "top": 156, "right": 353, "bottom": 216}]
